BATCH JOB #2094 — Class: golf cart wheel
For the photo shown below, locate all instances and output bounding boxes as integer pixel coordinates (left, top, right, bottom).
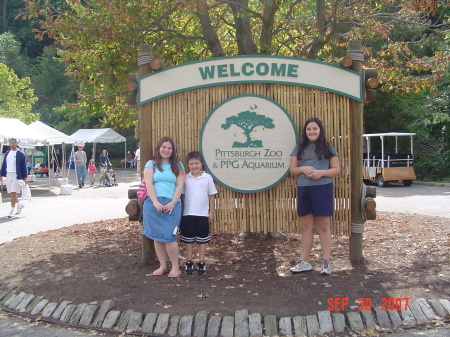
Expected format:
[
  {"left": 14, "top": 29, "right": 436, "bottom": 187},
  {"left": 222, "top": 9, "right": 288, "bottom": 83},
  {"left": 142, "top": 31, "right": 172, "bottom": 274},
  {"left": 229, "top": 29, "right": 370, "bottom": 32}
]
[
  {"left": 403, "top": 180, "right": 413, "bottom": 187},
  {"left": 376, "top": 174, "right": 386, "bottom": 187}
]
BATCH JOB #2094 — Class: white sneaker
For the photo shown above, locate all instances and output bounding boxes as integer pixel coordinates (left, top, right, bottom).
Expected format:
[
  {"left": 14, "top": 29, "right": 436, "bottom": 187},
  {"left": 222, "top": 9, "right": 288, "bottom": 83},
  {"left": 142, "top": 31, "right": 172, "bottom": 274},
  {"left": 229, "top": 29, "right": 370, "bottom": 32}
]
[
  {"left": 320, "top": 260, "right": 332, "bottom": 275},
  {"left": 290, "top": 259, "right": 313, "bottom": 273},
  {"left": 16, "top": 203, "right": 25, "bottom": 214},
  {"left": 8, "top": 208, "right": 15, "bottom": 218}
]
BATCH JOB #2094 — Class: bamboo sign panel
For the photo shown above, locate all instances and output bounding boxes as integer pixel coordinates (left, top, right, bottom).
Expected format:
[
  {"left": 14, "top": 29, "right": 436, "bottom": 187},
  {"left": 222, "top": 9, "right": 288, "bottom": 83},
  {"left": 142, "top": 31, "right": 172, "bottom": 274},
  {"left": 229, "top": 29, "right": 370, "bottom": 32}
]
[{"left": 140, "top": 57, "right": 355, "bottom": 236}]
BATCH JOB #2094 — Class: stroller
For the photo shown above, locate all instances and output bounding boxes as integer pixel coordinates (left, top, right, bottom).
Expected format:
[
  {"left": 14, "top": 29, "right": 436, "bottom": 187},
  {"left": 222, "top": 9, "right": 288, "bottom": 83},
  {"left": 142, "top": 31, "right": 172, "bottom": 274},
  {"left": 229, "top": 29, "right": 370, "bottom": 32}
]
[{"left": 104, "top": 168, "right": 118, "bottom": 186}]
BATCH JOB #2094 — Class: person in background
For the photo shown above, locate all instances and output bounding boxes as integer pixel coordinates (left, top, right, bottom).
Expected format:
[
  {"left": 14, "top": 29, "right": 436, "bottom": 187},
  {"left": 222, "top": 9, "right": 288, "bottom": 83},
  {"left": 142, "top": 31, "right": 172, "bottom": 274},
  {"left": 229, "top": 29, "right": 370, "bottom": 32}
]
[
  {"left": 134, "top": 143, "right": 141, "bottom": 173},
  {"left": 99, "top": 149, "right": 111, "bottom": 170},
  {"left": 74, "top": 144, "right": 87, "bottom": 188},
  {"left": 87, "top": 159, "right": 97, "bottom": 187},
  {"left": 180, "top": 151, "right": 217, "bottom": 275},
  {"left": 0, "top": 138, "right": 28, "bottom": 218},
  {"left": 142, "top": 137, "right": 185, "bottom": 278},
  {"left": 26, "top": 159, "right": 32, "bottom": 175},
  {"left": 53, "top": 148, "right": 63, "bottom": 175},
  {"left": 121, "top": 151, "right": 134, "bottom": 168},
  {"left": 289, "top": 117, "right": 340, "bottom": 276}
]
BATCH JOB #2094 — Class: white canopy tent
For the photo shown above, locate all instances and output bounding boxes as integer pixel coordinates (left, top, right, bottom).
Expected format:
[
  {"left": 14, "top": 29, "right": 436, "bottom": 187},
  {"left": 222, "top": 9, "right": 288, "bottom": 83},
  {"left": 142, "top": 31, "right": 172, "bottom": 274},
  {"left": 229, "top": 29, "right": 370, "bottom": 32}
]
[
  {"left": 0, "top": 117, "right": 47, "bottom": 169},
  {"left": 28, "top": 121, "right": 76, "bottom": 146},
  {"left": 0, "top": 117, "right": 47, "bottom": 144},
  {"left": 70, "top": 128, "right": 127, "bottom": 169},
  {"left": 27, "top": 121, "right": 76, "bottom": 186},
  {"left": 0, "top": 117, "right": 49, "bottom": 197}
]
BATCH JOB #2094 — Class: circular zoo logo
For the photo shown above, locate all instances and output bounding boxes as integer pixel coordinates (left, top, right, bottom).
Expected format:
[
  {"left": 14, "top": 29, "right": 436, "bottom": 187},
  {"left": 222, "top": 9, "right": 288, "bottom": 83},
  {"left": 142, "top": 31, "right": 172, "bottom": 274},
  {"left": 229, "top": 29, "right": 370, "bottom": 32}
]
[{"left": 200, "top": 94, "right": 298, "bottom": 193}]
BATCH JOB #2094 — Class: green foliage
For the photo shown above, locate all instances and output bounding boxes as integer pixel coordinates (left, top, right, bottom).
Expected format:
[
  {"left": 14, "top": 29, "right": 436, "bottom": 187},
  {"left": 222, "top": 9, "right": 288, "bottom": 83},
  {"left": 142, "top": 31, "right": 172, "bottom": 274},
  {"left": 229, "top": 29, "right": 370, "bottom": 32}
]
[
  {"left": 31, "top": 49, "right": 78, "bottom": 126},
  {"left": 0, "top": 63, "right": 39, "bottom": 123},
  {"left": 364, "top": 82, "right": 450, "bottom": 182},
  {"left": 2, "top": 0, "right": 56, "bottom": 57},
  {"left": 407, "top": 82, "right": 450, "bottom": 181},
  {"left": 0, "top": 32, "right": 32, "bottom": 78},
  {"left": 21, "top": 0, "right": 450, "bottom": 129}
]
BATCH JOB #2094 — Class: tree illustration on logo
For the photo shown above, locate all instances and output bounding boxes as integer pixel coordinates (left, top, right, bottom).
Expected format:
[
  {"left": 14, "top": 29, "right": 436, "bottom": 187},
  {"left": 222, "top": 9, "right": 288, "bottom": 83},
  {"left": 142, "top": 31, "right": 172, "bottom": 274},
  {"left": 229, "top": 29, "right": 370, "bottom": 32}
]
[{"left": 221, "top": 110, "right": 275, "bottom": 148}]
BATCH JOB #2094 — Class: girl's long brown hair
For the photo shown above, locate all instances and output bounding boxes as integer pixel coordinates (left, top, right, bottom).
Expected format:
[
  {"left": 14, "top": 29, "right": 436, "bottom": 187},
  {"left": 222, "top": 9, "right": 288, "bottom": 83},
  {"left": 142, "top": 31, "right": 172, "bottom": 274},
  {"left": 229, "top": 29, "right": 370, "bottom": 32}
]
[
  {"left": 297, "top": 117, "right": 333, "bottom": 160},
  {"left": 153, "top": 136, "right": 181, "bottom": 176}
]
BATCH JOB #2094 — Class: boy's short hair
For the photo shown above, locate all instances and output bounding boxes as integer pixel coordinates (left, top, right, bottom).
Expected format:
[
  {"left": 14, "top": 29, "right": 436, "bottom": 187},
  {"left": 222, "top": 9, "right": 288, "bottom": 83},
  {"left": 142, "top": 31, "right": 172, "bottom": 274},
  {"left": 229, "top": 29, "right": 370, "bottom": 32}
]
[{"left": 186, "top": 151, "right": 203, "bottom": 163}]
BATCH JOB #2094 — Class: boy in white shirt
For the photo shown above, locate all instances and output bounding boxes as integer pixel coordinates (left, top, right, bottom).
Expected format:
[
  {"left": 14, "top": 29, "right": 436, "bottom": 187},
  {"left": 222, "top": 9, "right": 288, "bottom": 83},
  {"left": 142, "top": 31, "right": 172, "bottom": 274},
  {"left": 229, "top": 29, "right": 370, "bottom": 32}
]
[{"left": 180, "top": 151, "right": 217, "bottom": 275}]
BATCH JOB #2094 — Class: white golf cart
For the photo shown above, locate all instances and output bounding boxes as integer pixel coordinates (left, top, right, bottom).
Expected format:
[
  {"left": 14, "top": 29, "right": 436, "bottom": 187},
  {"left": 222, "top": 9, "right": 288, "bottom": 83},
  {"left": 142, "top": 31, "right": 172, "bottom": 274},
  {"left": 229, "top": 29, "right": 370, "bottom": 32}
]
[{"left": 363, "top": 132, "right": 416, "bottom": 187}]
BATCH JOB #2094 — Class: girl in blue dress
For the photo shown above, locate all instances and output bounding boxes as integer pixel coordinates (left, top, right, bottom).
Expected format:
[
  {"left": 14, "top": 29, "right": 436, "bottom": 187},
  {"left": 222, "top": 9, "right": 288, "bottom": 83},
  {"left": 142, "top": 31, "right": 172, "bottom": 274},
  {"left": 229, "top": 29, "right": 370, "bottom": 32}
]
[{"left": 142, "top": 137, "right": 185, "bottom": 278}]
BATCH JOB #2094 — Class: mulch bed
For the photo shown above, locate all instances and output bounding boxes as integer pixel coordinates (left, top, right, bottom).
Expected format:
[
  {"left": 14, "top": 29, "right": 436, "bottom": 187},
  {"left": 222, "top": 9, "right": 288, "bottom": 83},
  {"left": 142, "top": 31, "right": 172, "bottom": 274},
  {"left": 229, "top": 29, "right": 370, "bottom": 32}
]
[{"left": 0, "top": 212, "right": 449, "bottom": 317}]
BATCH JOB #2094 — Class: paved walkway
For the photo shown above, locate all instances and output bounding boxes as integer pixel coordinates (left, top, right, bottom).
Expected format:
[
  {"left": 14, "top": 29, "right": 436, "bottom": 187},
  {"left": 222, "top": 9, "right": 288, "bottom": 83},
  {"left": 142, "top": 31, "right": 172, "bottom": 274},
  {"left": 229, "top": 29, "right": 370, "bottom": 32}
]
[
  {"left": 0, "top": 168, "right": 140, "bottom": 244},
  {"left": 1, "top": 173, "right": 449, "bottom": 336}
]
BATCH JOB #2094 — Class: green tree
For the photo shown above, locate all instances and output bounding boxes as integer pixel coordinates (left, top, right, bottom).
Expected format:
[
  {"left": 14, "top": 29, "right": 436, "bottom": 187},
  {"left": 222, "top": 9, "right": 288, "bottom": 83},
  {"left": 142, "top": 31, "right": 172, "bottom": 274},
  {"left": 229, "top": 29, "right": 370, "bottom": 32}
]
[
  {"left": 0, "top": 32, "right": 32, "bottom": 78},
  {"left": 1, "top": 0, "right": 56, "bottom": 57},
  {"left": 408, "top": 83, "right": 450, "bottom": 181},
  {"left": 222, "top": 110, "right": 275, "bottom": 148},
  {"left": 32, "top": 49, "right": 78, "bottom": 126},
  {"left": 0, "top": 63, "right": 38, "bottom": 123},
  {"left": 21, "top": 0, "right": 450, "bottom": 128}
]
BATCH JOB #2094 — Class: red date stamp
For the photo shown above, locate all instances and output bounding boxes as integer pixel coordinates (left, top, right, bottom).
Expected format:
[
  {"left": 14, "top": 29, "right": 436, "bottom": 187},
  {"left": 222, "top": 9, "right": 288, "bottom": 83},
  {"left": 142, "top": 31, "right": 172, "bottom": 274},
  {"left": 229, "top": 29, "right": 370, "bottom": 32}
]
[{"left": 328, "top": 298, "right": 410, "bottom": 311}]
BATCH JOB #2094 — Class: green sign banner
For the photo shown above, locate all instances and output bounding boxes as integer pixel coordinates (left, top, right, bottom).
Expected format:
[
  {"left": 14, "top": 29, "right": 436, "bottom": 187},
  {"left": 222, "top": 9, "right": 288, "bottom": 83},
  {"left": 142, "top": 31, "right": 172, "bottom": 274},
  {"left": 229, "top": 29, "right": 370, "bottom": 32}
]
[{"left": 138, "top": 56, "right": 362, "bottom": 105}]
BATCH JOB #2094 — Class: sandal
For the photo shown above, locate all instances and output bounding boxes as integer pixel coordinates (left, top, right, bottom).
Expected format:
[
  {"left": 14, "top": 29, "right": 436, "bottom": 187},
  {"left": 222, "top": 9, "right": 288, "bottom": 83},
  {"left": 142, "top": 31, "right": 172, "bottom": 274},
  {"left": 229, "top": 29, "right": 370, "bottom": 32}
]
[
  {"left": 168, "top": 270, "right": 181, "bottom": 278},
  {"left": 152, "top": 268, "right": 168, "bottom": 276}
]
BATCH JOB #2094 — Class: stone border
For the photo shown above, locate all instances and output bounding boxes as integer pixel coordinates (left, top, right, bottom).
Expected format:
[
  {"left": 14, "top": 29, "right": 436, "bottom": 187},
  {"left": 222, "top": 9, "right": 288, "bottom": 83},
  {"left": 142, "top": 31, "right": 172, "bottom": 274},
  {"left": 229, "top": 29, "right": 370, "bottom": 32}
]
[{"left": 1, "top": 285, "right": 449, "bottom": 336}]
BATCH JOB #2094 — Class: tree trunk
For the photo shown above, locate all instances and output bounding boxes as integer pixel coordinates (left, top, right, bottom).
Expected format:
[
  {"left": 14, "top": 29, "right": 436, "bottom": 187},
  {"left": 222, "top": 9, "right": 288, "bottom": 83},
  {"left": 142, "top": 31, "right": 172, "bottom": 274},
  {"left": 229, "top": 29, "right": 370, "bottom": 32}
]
[
  {"left": 259, "top": 0, "right": 279, "bottom": 54},
  {"left": 230, "top": 0, "right": 258, "bottom": 55},
  {"left": 1, "top": 0, "right": 8, "bottom": 34},
  {"left": 197, "top": 0, "right": 225, "bottom": 57}
]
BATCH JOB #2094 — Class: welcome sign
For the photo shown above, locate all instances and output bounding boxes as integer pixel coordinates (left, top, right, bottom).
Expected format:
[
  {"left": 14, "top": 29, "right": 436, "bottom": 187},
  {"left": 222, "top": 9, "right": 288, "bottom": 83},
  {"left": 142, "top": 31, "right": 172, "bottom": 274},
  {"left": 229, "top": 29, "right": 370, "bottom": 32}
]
[
  {"left": 200, "top": 95, "right": 298, "bottom": 193},
  {"left": 138, "top": 56, "right": 363, "bottom": 104}
]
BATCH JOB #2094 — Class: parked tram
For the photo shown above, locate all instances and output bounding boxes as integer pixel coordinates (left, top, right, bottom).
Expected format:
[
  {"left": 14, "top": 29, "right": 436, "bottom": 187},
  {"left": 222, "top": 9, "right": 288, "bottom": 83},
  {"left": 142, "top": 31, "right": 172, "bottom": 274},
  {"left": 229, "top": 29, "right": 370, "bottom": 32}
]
[{"left": 363, "top": 132, "right": 416, "bottom": 187}]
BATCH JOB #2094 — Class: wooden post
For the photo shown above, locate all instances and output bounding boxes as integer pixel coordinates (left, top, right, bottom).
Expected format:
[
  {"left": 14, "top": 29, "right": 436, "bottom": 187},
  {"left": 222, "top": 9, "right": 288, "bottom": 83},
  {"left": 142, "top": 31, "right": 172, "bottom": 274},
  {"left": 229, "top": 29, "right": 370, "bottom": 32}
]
[
  {"left": 138, "top": 44, "right": 156, "bottom": 264},
  {"left": 348, "top": 40, "right": 365, "bottom": 261}
]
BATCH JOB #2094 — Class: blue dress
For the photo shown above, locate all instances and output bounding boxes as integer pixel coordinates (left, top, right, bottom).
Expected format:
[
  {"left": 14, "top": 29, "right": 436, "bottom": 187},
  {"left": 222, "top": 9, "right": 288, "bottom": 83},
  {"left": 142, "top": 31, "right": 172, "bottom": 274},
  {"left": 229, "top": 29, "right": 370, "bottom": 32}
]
[{"left": 143, "top": 161, "right": 184, "bottom": 242}]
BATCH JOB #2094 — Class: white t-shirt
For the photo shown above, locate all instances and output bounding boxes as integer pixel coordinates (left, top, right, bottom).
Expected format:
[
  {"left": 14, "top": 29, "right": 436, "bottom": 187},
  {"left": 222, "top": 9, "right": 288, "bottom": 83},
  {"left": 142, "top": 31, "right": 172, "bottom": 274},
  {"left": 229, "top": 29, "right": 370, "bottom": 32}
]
[
  {"left": 6, "top": 150, "right": 17, "bottom": 173},
  {"left": 182, "top": 172, "right": 217, "bottom": 217},
  {"left": 135, "top": 148, "right": 140, "bottom": 161}
]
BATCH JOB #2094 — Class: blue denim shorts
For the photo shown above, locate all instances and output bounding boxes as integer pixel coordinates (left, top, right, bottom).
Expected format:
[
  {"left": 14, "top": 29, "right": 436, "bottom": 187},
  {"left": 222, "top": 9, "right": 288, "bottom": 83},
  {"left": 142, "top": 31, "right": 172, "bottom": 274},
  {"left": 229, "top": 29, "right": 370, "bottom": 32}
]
[{"left": 296, "top": 183, "right": 334, "bottom": 217}]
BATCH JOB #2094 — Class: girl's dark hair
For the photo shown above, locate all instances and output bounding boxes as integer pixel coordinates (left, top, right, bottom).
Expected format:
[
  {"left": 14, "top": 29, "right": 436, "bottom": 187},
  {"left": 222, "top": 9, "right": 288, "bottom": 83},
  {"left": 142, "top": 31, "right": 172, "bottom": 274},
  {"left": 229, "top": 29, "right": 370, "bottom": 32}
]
[
  {"left": 186, "top": 151, "right": 203, "bottom": 164},
  {"left": 297, "top": 117, "right": 332, "bottom": 159},
  {"left": 154, "top": 136, "right": 181, "bottom": 176}
]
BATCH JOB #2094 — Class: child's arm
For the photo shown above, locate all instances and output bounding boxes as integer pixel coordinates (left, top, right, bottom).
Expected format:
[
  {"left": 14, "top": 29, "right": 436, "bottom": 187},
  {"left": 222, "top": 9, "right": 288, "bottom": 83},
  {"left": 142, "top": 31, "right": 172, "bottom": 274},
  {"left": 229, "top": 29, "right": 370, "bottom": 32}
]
[{"left": 208, "top": 194, "right": 215, "bottom": 224}]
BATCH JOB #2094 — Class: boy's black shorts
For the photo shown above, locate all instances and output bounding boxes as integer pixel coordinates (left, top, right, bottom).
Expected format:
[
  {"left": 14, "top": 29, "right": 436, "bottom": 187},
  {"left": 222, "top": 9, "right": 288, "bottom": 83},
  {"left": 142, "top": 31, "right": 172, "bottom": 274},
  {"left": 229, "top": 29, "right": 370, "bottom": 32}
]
[{"left": 179, "top": 215, "right": 211, "bottom": 244}]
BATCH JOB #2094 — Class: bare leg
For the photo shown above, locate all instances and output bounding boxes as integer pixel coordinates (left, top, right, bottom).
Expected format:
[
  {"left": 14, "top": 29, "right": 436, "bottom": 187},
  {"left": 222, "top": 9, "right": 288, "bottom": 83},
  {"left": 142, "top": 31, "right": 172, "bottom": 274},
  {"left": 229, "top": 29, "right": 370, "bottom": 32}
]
[
  {"left": 316, "top": 216, "right": 332, "bottom": 260},
  {"left": 300, "top": 214, "right": 315, "bottom": 262},
  {"left": 10, "top": 192, "right": 18, "bottom": 208},
  {"left": 165, "top": 241, "right": 180, "bottom": 273},
  {"left": 198, "top": 244, "right": 207, "bottom": 262},
  {"left": 185, "top": 243, "right": 194, "bottom": 261},
  {"left": 154, "top": 241, "right": 168, "bottom": 270}
]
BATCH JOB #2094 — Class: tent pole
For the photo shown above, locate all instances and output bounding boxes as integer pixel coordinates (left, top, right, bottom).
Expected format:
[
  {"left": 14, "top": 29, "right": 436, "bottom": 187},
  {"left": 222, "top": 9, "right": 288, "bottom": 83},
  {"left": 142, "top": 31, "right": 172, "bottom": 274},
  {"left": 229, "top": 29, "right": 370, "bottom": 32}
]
[
  {"left": 48, "top": 144, "right": 51, "bottom": 195},
  {"left": 74, "top": 146, "right": 79, "bottom": 190},
  {"left": 124, "top": 140, "right": 127, "bottom": 170}
]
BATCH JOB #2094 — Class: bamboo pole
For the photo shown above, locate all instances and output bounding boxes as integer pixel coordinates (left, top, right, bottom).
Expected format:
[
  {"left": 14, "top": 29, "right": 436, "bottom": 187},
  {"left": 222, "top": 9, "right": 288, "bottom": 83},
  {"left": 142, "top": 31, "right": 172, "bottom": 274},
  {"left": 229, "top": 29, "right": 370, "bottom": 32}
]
[
  {"left": 138, "top": 44, "right": 156, "bottom": 264},
  {"left": 348, "top": 41, "right": 365, "bottom": 260}
]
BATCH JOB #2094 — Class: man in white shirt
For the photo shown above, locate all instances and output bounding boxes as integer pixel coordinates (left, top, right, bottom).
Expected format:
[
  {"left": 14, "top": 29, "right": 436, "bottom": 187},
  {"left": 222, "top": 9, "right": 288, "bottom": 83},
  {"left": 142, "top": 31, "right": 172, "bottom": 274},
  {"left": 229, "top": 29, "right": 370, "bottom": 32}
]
[
  {"left": 0, "top": 138, "right": 28, "bottom": 218},
  {"left": 134, "top": 142, "right": 141, "bottom": 174}
]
